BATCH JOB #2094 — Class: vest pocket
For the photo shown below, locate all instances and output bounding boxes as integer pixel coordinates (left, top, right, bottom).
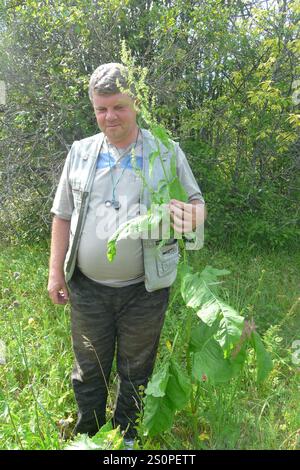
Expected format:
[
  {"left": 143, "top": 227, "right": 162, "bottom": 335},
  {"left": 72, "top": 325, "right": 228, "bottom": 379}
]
[
  {"left": 156, "top": 241, "right": 179, "bottom": 277},
  {"left": 71, "top": 179, "right": 83, "bottom": 210},
  {"left": 143, "top": 239, "right": 179, "bottom": 292}
]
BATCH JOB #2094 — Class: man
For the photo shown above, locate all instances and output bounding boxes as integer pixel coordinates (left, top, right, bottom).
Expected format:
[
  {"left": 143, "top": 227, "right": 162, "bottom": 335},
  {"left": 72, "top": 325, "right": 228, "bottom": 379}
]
[{"left": 48, "top": 63, "right": 205, "bottom": 446}]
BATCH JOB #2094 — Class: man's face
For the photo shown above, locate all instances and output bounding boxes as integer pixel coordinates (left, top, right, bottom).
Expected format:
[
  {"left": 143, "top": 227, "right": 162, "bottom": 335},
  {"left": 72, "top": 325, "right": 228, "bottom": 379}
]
[{"left": 92, "top": 92, "right": 138, "bottom": 146}]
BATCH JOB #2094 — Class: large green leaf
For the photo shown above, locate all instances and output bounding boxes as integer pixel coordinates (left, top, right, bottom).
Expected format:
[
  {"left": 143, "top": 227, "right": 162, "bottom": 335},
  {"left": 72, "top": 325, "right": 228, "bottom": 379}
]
[
  {"left": 197, "top": 299, "right": 245, "bottom": 355},
  {"left": 201, "top": 266, "right": 231, "bottom": 282},
  {"left": 180, "top": 269, "right": 211, "bottom": 309},
  {"left": 168, "top": 176, "right": 188, "bottom": 202},
  {"left": 190, "top": 318, "right": 247, "bottom": 380},
  {"left": 230, "top": 342, "right": 248, "bottom": 377},
  {"left": 65, "top": 433, "right": 102, "bottom": 450},
  {"left": 65, "top": 422, "right": 125, "bottom": 450},
  {"left": 180, "top": 265, "right": 230, "bottom": 309},
  {"left": 144, "top": 362, "right": 170, "bottom": 398},
  {"left": 192, "top": 338, "right": 234, "bottom": 384},
  {"left": 143, "top": 396, "right": 174, "bottom": 437},
  {"left": 143, "top": 358, "right": 191, "bottom": 437},
  {"left": 180, "top": 265, "right": 244, "bottom": 355},
  {"left": 189, "top": 319, "right": 219, "bottom": 353},
  {"left": 251, "top": 331, "right": 273, "bottom": 383},
  {"left": 168, "top": 360, "right": 191, "bottom": 410}
]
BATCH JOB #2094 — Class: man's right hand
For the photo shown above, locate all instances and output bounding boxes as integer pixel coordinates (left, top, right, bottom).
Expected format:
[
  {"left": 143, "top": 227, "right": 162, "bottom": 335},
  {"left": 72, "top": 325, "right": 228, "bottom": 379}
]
[{"left": 48, "top": 272, "right": 69, "bottom": 305}]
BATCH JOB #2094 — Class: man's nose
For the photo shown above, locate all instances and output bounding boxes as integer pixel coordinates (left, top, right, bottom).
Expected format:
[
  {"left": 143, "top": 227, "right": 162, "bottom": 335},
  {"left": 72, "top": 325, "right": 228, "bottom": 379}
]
[{"left": 106, "top": 109, "right": 117, "bottom": 121}]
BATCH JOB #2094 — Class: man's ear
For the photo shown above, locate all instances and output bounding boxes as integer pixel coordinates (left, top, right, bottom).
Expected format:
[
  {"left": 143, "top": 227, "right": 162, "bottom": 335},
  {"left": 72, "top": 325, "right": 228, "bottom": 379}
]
[{"left": 134, "top": 97, "right": 141, "bottom": 112}]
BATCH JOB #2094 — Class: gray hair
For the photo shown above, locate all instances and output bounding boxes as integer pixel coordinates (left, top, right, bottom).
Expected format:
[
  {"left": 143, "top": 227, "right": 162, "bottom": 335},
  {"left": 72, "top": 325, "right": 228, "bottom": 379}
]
[{"left": 88, "top": 62, "right": 135, "bottom": 101}]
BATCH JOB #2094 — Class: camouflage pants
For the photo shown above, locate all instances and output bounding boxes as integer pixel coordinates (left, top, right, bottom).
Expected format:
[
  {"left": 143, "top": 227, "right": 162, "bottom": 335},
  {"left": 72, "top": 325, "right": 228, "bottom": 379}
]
[{"left": 68, "top": 266, "right": 169, "bottom": 439}]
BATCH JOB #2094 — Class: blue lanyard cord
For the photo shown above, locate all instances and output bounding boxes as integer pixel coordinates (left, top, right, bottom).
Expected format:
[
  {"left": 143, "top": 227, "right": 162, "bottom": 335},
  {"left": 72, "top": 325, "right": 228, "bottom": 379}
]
[
  {"left": 106, "top": 129, "right": 140, "bottom": 202},
  {"left": 107, "top": 153, "right": 131, "bottom": 202}
]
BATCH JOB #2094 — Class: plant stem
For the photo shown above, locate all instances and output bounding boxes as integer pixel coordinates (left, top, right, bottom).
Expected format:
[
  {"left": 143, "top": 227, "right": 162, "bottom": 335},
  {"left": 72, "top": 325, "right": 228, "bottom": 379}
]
[
  {"left": 192, "top": 411, "right": 199, "bottom": 449},
  {"left": 7, "top": 402, "right": 24, "bottom": 450},
  {"left": 185, "top": 307, "right": 193, "bottom": 378}
]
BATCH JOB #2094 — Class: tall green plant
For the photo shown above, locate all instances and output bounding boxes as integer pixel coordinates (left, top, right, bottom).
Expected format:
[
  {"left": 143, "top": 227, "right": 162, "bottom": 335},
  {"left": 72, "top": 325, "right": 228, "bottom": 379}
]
[
  {"left": 106, "top": 44, "right": 273, "bottom": 443},
  {"left": 143, "top": 265, "right": 273, "bottom": 441}
]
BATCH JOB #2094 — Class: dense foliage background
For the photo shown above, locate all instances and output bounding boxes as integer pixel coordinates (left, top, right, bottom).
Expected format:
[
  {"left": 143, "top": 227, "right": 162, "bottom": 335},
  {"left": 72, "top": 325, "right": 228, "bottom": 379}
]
[
  {"left": 0, "top": 0, "right": 299, "bottom": 247},
  {"left": 0, "top": 1, "right": 299, "bottom": 451}
]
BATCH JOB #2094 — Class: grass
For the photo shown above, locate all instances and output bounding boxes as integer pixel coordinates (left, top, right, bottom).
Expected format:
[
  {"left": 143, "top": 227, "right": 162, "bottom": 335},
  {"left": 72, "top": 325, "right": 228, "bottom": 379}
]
[{"left": 0, "top": 241, "right": 299, "bottom": 450}]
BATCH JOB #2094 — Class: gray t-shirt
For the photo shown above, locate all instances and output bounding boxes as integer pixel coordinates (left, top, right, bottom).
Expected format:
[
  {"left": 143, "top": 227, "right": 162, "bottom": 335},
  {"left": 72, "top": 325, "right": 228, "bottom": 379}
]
[
  {"left": 51, "top": 130, "right": 204, "bottom": 287},
  {"left": 77, "top": 134, "right": 145, "bottom": 287}
]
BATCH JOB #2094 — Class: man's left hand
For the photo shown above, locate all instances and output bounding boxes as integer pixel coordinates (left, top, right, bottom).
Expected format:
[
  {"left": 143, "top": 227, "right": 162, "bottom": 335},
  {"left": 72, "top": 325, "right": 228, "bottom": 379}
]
[{"left": 168, "top": 199, "right": 205, "bottom": 234}]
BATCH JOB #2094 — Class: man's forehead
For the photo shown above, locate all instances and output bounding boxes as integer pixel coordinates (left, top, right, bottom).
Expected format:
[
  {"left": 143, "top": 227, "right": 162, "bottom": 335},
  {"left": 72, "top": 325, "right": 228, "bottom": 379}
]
[{"left": 93, "top": 92, "right": 133, "bottom": 106}]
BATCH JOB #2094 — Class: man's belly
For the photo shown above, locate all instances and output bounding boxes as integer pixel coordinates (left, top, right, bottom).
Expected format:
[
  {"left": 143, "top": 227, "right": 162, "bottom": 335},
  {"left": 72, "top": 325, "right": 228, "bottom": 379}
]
[{"left": 77, "top": 214, "right": 144, "bottom": 286}]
